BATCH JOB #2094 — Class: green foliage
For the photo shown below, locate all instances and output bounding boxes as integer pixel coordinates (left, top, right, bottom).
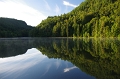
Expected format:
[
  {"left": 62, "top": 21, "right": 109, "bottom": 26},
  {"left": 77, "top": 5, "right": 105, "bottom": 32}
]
[
  {"left": 0, "top": 17, "right": 33, "bottom": 37},
  {"left": 32, "top": 0, "right": 120, "bottom": 37}
]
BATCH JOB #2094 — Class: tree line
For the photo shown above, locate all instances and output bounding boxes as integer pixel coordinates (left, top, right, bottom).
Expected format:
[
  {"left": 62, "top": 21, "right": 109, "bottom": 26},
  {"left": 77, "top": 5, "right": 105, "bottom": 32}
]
[
  {"left": 31, "top": 0, "right": 120, "bottom": 37},
  {"left": 0, "top": 17, "right": 33, "bottom": 37}
]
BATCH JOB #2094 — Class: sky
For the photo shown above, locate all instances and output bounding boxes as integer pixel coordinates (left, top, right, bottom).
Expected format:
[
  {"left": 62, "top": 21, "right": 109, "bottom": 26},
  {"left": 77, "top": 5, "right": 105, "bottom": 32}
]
[{"left": 0, "top": 0, "right": 84, "bottom": 26}]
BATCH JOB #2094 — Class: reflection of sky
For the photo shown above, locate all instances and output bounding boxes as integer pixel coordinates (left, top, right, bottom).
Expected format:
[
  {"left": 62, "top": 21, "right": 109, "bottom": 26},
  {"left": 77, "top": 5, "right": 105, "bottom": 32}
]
[
  {"left": 0, "top": 48, "right": 95, "bottom": 79},
  {"left": 64, "top": 66, "right": 77, "bottom": 72},
  {"left": 0, "top": 48, "right": 47, "bottom": 79}
]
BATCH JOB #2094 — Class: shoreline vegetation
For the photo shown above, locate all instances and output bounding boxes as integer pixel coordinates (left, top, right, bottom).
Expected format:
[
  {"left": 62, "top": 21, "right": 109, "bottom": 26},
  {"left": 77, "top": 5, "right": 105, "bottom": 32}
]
[
  {"left": 0, "top": 36, "right": 120, "bottom": 39},
  {"left": 0, "top": 0, "right": 120, "bottom": 38},
  {"left": 0, "top": 37, "right": 120, "bottom": 40}
]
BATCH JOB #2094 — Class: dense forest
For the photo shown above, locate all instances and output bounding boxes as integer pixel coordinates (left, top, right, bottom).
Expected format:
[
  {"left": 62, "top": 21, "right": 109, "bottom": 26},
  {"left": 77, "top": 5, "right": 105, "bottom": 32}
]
[
  {"left": 0, "top": 17, "right": 33, "bottom": 37},
  {"left": 30, "top": 0, "right": 120, "bottom": 37}
]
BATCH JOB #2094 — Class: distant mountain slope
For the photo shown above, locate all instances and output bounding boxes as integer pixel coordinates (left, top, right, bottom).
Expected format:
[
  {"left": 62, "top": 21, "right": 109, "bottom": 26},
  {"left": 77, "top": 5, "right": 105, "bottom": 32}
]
[
  {"left": 0, "top": 17, "right": 33, "bottom": 37},
  {"left": 32, "top": 0, "right": 120, "bottom": 37}
]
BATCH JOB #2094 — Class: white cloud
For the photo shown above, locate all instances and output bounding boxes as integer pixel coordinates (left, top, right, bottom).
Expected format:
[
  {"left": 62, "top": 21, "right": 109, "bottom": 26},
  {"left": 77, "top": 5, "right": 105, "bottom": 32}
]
[
  {"left": 41, "top": 64, "right": 51, "bottom": 76},
  {"left": 55, "top": 4, "right": 61, "bottom": 15},
  {"left": 0, "top": 48, "right": 47, "bottom": 73},
  {"left": 0, "top": 0, "right": 46, "bottom": 26},
  {"left": 0, "top": 48, "right": 47, "bottom": 79},
  {"left": 43, "top": 0, "right": 51, "bottom": 11},
  {"left": 63, "top": 1, "right": 77, "bottom": 8},
  {"left": 64, "top": 66, "right": 77, "bottom": 72},
  {"left": 55, "top": 60, "right": 61, "bottom": 69}
]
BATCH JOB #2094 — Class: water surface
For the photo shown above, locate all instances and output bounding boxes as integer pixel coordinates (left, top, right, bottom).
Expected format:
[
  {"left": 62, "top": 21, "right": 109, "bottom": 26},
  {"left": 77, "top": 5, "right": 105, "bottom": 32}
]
[{"left": 0, "top": 38, "right": 120, "bottom": 79}]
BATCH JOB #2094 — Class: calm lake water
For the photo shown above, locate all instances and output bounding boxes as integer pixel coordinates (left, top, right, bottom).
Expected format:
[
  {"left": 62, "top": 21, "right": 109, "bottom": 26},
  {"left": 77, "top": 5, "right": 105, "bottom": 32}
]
[{"left": 0, "top": 38, "right": 120, "bottom": 79}]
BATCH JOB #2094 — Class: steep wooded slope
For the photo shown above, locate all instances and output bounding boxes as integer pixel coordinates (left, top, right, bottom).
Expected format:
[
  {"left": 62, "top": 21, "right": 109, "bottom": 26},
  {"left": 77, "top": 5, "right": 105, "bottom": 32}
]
[{"left": 33, "top": 0, "right": 120, "bottom": 37}]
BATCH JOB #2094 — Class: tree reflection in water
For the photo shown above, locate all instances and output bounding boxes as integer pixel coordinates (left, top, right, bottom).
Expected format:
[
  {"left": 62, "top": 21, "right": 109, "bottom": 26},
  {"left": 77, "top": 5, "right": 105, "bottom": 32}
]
[{"left": 0, "top": 38, "right": 120, "bottom": 79}]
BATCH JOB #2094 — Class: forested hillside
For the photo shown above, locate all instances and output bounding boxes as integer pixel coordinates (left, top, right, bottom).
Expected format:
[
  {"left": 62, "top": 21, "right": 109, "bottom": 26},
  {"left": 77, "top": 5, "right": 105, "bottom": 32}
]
[
  {"left": 32, "top": 0, "right": 120, "bottom": 37},
  {"left": 0, "top": 17, "right": 33, "bottom": 37}
]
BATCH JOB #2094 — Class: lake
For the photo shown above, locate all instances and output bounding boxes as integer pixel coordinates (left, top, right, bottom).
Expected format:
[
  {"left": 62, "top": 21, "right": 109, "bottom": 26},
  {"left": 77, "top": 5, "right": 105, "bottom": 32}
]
[{"left": 0, "top": 38, "right": 120, "bottom": 79}]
